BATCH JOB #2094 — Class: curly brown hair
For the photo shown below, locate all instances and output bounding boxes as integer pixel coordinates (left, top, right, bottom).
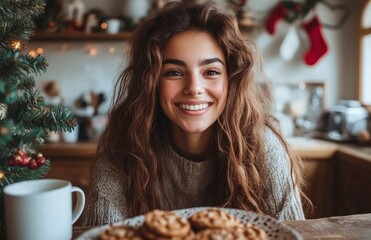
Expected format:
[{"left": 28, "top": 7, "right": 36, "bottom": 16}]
[{"left": 98, "top": 1, "right": 311, "bottom": 217}]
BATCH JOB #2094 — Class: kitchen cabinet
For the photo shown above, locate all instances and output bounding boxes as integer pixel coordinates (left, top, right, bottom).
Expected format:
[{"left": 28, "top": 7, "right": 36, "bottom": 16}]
[
  {"left": 334, "top": 148, "right": 371, "bottom": 216},
  {"left": 40, "top": 142, "right": 96, "bottom": 196},
  {"left": 301, "top": 157, "right": 335, "bottom": 218},
  {"left": 288, "top": 138, "right": 338, "bottom": 218}
]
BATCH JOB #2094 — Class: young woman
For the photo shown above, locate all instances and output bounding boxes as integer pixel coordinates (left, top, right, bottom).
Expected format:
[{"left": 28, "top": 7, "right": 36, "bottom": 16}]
[{"left": 83, "top": 1, "right": 310, "bottom": 226}]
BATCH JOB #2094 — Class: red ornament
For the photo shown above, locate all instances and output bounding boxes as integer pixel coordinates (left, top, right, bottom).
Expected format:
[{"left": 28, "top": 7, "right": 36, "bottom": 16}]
[
  {"left": 19, "top": 157, "right": 31, "bottom": 167},
  {"left": 37, "top": 153, "right": 46, "bottom": 166},
  {"left": 16, "top": 148, "right": 28, "bottom": 159},
  {"left": 8, "top": 156, "right": 19, "bottom": 166},
  {"left": 28, "top": 159, "right": 39, "bottom": 169}
]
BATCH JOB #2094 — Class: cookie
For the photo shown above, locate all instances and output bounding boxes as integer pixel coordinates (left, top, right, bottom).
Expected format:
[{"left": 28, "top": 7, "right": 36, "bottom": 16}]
[
  {"left": 140, "top": 224, "right": 194, "bottom": 240},
  {"left": 143, "top": 209, "right": 191, "bottom": 238},
  {"left": 233, "top": 223, "right": 268, "bottom": 240},
  {"left": 98, "top": 225, "right": 143, "bottom": 240},
  {"left": 188, "top": 208, "right": 240, "bottom": 231},
  {"left": 193, "top": 228, "right": 239, "bottom": 240}
]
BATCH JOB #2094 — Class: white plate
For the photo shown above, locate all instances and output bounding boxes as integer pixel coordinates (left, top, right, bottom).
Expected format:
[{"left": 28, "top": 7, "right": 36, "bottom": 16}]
[{"left": 76, "top": 207, "right": 302, "bottom": 240}]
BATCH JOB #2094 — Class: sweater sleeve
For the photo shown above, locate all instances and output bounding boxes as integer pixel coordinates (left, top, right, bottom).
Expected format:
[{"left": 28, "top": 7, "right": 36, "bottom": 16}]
[
  {"left": 261, "top": 129, "right": 305, "bottom": 221},
  {"left": 82, "top": 157, "right": 127, "bottom": 226}
]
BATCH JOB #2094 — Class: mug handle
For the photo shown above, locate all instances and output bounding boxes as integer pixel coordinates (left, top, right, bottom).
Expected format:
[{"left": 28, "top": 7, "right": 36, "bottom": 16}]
[{"left": 71, "top": 186, "right": 86, "bottom": 224}]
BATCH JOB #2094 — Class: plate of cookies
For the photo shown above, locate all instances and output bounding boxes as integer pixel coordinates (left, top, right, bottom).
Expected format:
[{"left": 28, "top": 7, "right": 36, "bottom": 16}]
[{"left": 77, "top": 207, "right": 302, "bottom": 240}]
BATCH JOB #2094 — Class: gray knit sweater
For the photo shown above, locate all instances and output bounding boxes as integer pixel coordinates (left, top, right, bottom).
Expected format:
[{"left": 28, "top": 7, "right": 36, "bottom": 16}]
[{"left": 82, "top": 129, "right": 305, "bottom": 226}]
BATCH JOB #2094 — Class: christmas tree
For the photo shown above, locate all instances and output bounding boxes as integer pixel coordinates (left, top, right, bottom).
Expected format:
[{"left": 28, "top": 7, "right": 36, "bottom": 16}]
[{"left": 0, "top": 0, "right": 77, "bottom": 232}]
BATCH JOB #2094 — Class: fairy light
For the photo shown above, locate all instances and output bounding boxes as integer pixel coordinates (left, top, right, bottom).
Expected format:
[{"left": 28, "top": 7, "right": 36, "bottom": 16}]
[
  {"left": 29, "top": 50, "right": 37, "bottom": 58},
  {"left": 101, "top": 22, "right": 107, "bottom": 30},
  {"left": 60, "top": 44, "right": 69, "bottom": 52},
  {"left": 0, "top": 127, "right": 9, "bottom": 135},
  {"left": 11, "top": 40, "right": 23, "bottom": 50},
  {"left": 108, "top": 47, "right": 115, "bottom": 53},
  {"left": 298, "top": 82, "right": 306, "bottom": 90},
  {"left": 0, "top": 170, "right": 4, "bottom": 180},
  {"left": 88, "top": 47, "right": 97, "bottom": 56},
  {"left": 36, "top": 47, "right": 44, "bottom": 54}
]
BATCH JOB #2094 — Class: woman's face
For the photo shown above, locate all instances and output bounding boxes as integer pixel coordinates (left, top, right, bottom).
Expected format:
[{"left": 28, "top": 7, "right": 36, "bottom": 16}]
[{"left": 159, "top": 31, "right": 228, "bottom": 135}]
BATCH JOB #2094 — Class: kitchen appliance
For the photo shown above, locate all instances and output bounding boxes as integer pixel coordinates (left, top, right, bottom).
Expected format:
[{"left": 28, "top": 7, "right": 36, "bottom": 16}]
[{"left": 317, "top": 100, "right": 370, "bottom": 141}]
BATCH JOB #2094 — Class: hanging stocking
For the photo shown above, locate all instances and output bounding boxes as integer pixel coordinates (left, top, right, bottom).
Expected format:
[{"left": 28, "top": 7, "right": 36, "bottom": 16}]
[
  {"left": 302, "top": 15, "right": 328, "bottom": 65},
  {"left": 265, "top": 2, "right": 288, "bottom": 35},
  {"left": 280, "top": 25, "right": 300, "bottom": 61}
]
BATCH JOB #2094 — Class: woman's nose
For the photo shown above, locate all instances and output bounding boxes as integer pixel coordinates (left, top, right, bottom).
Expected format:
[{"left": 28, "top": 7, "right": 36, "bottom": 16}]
[{"left": 183, "top": 73, "right": 204, "bottom": 96}]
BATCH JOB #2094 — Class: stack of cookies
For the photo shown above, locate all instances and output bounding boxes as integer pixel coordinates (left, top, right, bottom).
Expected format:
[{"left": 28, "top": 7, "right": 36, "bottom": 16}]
[{"left": 97, "top": 208, "right": 267, "bottom": 240}]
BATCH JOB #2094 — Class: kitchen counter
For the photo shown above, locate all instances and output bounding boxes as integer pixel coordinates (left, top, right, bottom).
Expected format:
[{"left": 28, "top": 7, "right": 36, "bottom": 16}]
[
  {"left": 40, "top": 142, "right": 97, "bottom": 157},
  {"left": 287, "top": 137, "right": 339, "bottom": 159},
  {"left": 40, "top": 137, "right": 344, "bottom": 160},
  {"left": 40, "top": 137, "right": 371, "bottom": 220}
]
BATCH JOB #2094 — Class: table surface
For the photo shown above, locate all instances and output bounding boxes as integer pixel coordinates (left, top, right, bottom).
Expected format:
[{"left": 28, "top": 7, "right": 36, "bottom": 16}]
[{"left": 73, "top": 213, "right": 371, "bottom": 239}]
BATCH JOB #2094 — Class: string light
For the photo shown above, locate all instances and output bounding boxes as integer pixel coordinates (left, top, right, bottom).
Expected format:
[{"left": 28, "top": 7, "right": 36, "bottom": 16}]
[
  {"left": 28, "top": 50, "right": 37, "bottom": 58},
  {"left": 0, "top": 170, "right": 4, "bottom": 180},
  {"left": 36, "top": 47, "right": 44, "bottom": 54},
  {"left": 298, "top": 82, "right": 306, "bottom": 90},
  {"left": 11, "top": 40, "right": 24, "bottom": 50},
  {"left": 26, "top": 42, "right": 125, "bottom": 57},
  {"left": 0, "top": 127, "right": 9, "bottom": 135},
  {"left": 108, "top": 47, "right": 115, "bottom": 53},
  {"left": 60, "top": 44, "right": 69, "bottom": 52},
  {"left": 101, "top": 22, "right": 107, "bottom": 30},
  {"left": 88, "top": 47, "right": 97, "bottom": 56}
]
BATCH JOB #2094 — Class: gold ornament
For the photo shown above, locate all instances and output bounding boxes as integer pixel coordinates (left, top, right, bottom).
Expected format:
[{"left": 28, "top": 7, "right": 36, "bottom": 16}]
[
  {"left": 0, "top": 103, "right": 7, "bottom": 120},
  {"left": 0, "top": 170, "right": 4, "bottom": 180}
]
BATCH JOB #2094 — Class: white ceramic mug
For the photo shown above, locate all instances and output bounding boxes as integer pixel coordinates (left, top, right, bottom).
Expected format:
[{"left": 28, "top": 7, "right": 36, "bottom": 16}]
[
  {"left": 4, "top": 179, "right": 85, "bottom": 240},
  {"left": 106, "top": 18, "right": 121, "bottom": 34}
]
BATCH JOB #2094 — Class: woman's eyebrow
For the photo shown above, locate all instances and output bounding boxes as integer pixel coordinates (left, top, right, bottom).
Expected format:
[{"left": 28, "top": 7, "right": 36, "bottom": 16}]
[
  {"left": 200, "top": 58, "right": 225, "bottom": 66},
  {"left": 163, "top": 58, "right": 225, "bottom": 66},
  {"left": 162, "top": 59, "right": 186, "bottom": 66}
]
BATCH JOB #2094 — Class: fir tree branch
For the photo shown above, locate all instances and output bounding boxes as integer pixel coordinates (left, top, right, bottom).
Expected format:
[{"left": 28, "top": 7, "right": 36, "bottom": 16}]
[
  {"left": 0, "top": 0, "right": 45, "bottom": 45},
  {"left": 8, "top": 91, "right": 77, "bottom": 133},
  {"left": 0, "top": 72, "right": 36, "bottom": 92},
  {"left": 0, "top": 49, "right": 47, "bottom": 78}
]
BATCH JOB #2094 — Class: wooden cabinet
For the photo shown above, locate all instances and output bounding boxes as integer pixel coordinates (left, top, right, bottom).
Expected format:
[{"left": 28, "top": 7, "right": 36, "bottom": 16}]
[
  {"left": 335, "top": 149, "right": 371, "bottom": 215},
  {"left": 301, "top": 157, "right": 335, "bottom": 219},
  {"left": 289, "top": 138, "right": 338, "bottom": 218},
  {"left": 40, "top": 142, "right": 96, "bottom": 195}
]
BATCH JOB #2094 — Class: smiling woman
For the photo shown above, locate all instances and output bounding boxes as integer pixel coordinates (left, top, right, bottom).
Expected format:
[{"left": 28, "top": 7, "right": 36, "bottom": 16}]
[{"left": 82, "top": 1, "right": 311, "bottom": 226}]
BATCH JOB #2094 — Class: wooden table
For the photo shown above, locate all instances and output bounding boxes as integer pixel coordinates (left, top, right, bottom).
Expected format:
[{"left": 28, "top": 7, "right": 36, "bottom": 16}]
[{"left": 73, "top": 213, "right": 371, "bottom": 239}]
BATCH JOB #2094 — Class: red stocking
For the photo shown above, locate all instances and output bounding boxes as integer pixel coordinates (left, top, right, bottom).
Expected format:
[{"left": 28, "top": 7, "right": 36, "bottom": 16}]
[
  {"left": 265, "top": 2, "right": 288, "bottom": 35},
  {"left": 302, "top": 15, "right": 328, "bottom": 65}
]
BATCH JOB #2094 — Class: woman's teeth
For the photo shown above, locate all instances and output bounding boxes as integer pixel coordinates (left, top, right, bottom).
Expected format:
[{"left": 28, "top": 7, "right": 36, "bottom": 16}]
[{"left": 179, "top": 103, "right": 209, "bottom": 111}]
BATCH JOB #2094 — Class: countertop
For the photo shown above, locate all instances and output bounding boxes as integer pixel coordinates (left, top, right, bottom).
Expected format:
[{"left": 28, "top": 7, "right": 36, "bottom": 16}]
[{"left": 39, "top": 137, "right": 371, "bottom": 162}]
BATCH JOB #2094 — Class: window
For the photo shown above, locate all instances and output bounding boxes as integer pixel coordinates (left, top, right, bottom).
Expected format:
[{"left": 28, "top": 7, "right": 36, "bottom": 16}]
[{"left": 359, "top": 0, "right": 371, "bottom": 108}]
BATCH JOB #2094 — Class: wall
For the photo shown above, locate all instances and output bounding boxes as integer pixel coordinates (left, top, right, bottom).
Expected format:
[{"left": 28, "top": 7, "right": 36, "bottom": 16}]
[{"left": 28, "top": 0, "right": 363, "bottom": 114}]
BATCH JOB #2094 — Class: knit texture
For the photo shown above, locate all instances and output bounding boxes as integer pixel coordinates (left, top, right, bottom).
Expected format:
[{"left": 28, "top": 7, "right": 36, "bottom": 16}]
[{"left": 82, "top": 128, "right": 305, "bottom": 226}]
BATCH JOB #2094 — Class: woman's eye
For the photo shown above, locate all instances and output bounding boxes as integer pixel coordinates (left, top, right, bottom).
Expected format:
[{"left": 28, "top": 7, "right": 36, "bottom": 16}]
[
  {"left": 205, "top": 70, "right": 221, "bottom": 76},
  {"left": 164, "top": 70, "right": 183, "bottom": 77}
]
